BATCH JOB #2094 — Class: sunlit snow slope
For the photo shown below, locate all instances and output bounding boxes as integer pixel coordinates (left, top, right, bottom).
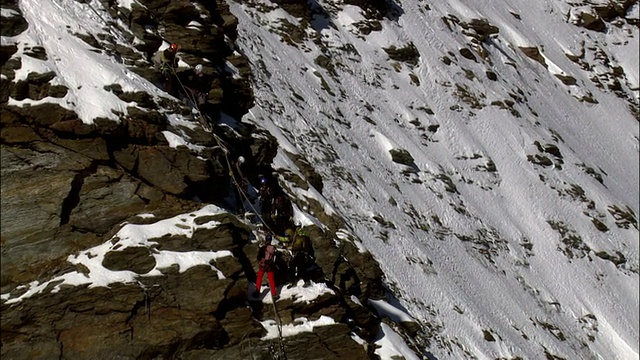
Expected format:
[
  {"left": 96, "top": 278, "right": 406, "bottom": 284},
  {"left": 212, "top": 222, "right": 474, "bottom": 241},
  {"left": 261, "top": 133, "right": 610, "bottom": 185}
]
[{"left": 228, "top": 0, "right": 639, "bottom": 358}]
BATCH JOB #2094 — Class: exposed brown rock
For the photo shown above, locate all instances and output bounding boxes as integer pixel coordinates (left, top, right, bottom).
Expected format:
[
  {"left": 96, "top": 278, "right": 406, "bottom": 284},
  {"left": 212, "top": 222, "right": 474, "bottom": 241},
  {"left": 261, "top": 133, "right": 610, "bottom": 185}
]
[
  {"left": 459, "top": 47, "right": 477, "bottom": 61},
  {"left": 383, "top": 43, "right": 420, "bottom": 66},
  {"left": 103, "top": 246, "right": 157, "bottom": 274},
  {"left": 519, "top": 46, "right": 547, "bottom": 68}
]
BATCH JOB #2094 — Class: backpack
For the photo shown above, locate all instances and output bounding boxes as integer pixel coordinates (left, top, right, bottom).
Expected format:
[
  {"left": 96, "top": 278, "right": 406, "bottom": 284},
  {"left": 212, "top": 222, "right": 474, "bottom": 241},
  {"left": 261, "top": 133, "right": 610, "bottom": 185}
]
[
  {"left": 258, "top": 244, "right": 276, "bottom": 271},
  {"left": 291, "top": 230, "right": 313, "bottom": 255},
  {"left": 265, "top": 245, "right": 275, "bottom": 262},
  {"left": 291, "top": 234, "right": 306, "bottom": 252}
]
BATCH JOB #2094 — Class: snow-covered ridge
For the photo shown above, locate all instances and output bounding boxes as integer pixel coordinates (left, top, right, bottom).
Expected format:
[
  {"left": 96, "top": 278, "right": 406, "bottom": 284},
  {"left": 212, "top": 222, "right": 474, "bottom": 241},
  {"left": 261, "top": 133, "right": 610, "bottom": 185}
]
[{"left": 5, "top": 0, "right": 163, "bottom": 123}]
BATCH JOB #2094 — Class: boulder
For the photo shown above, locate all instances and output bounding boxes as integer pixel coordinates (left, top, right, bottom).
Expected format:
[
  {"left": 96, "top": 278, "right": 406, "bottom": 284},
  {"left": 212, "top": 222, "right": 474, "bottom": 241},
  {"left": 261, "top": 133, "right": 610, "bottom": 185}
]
[
  {"left": 135, "top": 146, "right": 191, "bottom": 195},
  {"left": 519, "top": 46, "right": 548, "bottom": 68},
  {"left": 0, "top": 9, "right": 28, "bottom": 37},
  {"left": 102, "top": 246, "right": 157, "bottom": 274}
]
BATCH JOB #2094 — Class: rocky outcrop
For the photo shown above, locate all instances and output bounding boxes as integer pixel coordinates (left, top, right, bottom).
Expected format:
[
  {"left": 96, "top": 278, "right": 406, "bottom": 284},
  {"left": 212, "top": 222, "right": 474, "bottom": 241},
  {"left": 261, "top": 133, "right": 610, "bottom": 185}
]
[
  {"left": 0, "top": 0, "right": 28, "bottom": 37},
  {"left": 519, "top": 46, "right": 548, "bottom": 68},
  {"left": 384, "top": 42, "right": 421, "bottom": 66},
  {"left": 1, "top": 210, "right": 397, "bottom": 359},
  {"left": 569, "top": 0, "right": 639, "bottom": 31}
]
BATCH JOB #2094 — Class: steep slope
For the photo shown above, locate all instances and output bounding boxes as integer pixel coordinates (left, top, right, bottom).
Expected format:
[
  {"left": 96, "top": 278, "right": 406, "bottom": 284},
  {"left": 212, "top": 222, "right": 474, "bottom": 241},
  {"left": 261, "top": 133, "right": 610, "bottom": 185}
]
[
  {"left": 1, "top": 0, "right": 638, "bottom": 358},
  {"left": 228, "top": 0, "right": 639, "bottom": 358}
]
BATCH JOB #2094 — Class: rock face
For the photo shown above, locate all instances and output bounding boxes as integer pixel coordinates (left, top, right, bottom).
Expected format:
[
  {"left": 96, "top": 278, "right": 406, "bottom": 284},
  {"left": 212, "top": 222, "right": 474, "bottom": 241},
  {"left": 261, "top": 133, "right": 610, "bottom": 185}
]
[
  {"left": 0, "top": 0, "right": 268, "bottom": 292},
  {"left": 0, "top": 0, "right": 419, "bottom": 358},
  {"left": 0, "top": 212, "right": 392, "bottom": 359}
]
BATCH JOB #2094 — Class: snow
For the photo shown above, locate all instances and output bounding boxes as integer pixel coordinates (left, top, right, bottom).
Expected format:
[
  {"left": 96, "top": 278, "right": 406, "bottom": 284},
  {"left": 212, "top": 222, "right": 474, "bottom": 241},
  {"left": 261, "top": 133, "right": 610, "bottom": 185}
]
[
  {"left": 5, "top": 0, "right": 195, "bottom": 134},
  {"left": 260, "top": 315, "right": 336, "bottom": 340},
  {"left": 1, "top": 0, "right": 638, "bottom": 358},
  {"left": 161, "top": 130, "right": 206, "bottom": 152},
  {"left": 249, "top": 279, "right": 335, "bottom": 305},
  {"left": 279, "top": 280, "right": 335, "bottom": 303},
  {"left": 369, "top": 299, "right": 415, "bottom": 323},
  {"left": 2, "top": 205, "right": 230, "bottom": 304},
  {"left": 116, "top": 0, "right": 138, "bottom": 11},
  {"left": 1, "top": 8, "right": 19, "bottom": 17},
  {"left": 374, "top": 323, "right": 421, "bottom": 360},
  {"left": 136, "top": 213, "right": 156, "bottom": 219}
]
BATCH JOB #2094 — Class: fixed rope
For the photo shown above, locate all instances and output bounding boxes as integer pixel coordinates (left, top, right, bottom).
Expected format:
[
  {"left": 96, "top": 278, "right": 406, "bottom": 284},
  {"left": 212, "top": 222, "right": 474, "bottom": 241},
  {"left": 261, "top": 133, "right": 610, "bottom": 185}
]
[
  {"left": 172, "top": 70, "right": 288, "bottom": 359},
  {"left": 173, "top": 67, "right": 289, "bottom": 359},
  {"left": 170, "top": 66, "right": 279, "bottom": 236},
  {"left": 271, "top": 300, "right": 287, "bottom": 360}
]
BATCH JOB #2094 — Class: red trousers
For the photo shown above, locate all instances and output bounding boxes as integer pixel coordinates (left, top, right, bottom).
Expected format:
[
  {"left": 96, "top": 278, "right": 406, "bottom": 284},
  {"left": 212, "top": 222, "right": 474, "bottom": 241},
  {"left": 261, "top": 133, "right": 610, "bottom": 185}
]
[{"left": 256, "top": 269, "right": 277, "bottom": 296}]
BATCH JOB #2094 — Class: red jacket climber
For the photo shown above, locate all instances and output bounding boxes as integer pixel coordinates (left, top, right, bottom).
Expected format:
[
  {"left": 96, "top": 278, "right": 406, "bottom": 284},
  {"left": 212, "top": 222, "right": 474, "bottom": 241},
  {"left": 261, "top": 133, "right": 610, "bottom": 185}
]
[{"left": 253, "top": 235, "right": 279, "bottom": 300}]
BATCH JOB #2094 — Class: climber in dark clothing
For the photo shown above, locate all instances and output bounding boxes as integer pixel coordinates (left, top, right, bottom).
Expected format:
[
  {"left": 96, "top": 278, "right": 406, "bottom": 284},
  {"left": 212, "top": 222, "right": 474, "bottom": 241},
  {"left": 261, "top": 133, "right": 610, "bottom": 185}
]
[
  {"left": 179, "top": 63, "right": 213, "bottom": 108},
  {"left": 270, "top": 189, "right": 293, "bottom": 235},
  {"left": 258, "top": 176, "right": 274, "bottom": 227}
]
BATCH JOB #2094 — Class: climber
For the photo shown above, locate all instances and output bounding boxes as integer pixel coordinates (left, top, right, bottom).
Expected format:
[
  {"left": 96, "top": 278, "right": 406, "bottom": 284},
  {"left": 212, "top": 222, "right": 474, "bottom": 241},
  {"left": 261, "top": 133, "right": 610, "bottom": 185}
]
[
  {"left": 278, "top": 225, "right": 315, "bottom": 284},
  {"left": 270, "top": 189, "right": 294, "bottom": 235},
  {"left": 230, "top": 156, "right": 248, "bottom": 214},
  {"left": 152, "top": 43, "right": 180, "bottom": 97},
  {"left": 180, "top": 63, "right": 213, "bottom": 108},
  {"left": 258, "top": 175, "right": 274, "bottom": 226},
  {"left": 253, "top": 234, "right": 279, "bottom": 300}
]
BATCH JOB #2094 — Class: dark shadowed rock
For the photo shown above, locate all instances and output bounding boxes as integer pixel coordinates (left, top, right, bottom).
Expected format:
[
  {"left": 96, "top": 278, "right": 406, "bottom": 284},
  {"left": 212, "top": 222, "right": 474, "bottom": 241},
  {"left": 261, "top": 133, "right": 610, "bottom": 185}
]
[
  {"left": 283, "top": 151, "right": 324, "bottom": 193},
  {"left": 0, "top": 338, "right": 60, "bottom": 360},
  {"left": 389, "top": 148, "right": 415, "bottom": 166},
  {"left": 0, "top": 224, "right": 103, "bottom": 291},
  {"left": 575, "top": 10, "right": 606, "bottom": 31},
  {"left": 344, "top": 0, "right": 388, "bottom": 19},
  {"left": 11, "top": 71, "right": 57, "bottom": 100},
  {"left": 519, "top": 46, "right": 547, "bottom": 68},
  {"left": 219, "top": 307, "right": 266, "bottom": 346},
  {"left": 213, "top": 256, "right": 245, "bottom": 279},
  {"left": 153, "top": 212, "right": 252, "bottom": 252},
  {"left": 140, "top": 265, "right": 231, "bottom": 313},
  {"left": 1, "top": 9, "right": 28, "bottom": 37},
  {"left": 459, "top": 47, "right": 477, "bottom": 61},
  {"left": 102, "top": 246, "right": 157, "bottom": 274},
  {"left": 0, "top": 124, "right": 41, "bottom": 143},
  {"left": 344, "top": 296, "right": 380, "bottom": 340},
  {"left": 554, "top": 73, "right": 577, "bottom": 85},
  {"left": 249, "top": 129, "right": 279, "bottom": 170},
  {"left": 7, "top": 103, "right": 78, "bottom": 127},
  {"left": 384, "top": 43, "right": 420, "bottom": 66},
  {"left": 136, "top": 146, "right": 190, "bottom": 194},
  {"left": 48, "top": 119, "right": 95, "bottom": 135},
  {"left": 465, "top": 18, "right": 499, "bottom": 41},
  {"left": 280, "top": 324, "right": 369, "bottom": 359},
  {"left": 125, "top": 3, "right": 163, "bottom": 53},
  {"left": 1, "top": 143, "right": 89, "bottom": 241}
]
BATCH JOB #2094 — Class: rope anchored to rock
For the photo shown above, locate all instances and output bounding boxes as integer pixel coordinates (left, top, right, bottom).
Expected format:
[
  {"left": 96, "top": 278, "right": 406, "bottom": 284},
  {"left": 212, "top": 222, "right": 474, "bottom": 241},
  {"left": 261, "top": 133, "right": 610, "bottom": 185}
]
[{"left": 170, "top": 65, "right": 287, "bottom": 359}]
